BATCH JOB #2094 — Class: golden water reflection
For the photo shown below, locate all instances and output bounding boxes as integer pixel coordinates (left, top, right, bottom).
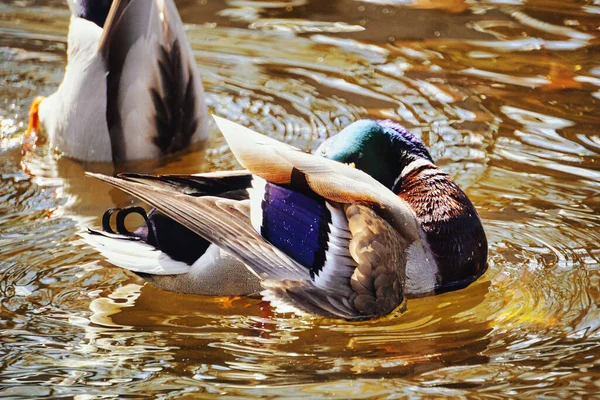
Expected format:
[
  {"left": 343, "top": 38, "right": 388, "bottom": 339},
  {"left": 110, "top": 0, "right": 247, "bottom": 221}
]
[{"left": 1, "top": 0, "right": 599, "bottom": 397}]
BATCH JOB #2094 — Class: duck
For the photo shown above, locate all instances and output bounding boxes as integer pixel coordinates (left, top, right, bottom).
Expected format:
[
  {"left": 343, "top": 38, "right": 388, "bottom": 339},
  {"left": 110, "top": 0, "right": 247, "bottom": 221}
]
[
  {"left": 84, "top": 116, "right": 488, "bottom": 320},
  {"left": 25, "top": 0, "right": 208, "bottom": 162}
]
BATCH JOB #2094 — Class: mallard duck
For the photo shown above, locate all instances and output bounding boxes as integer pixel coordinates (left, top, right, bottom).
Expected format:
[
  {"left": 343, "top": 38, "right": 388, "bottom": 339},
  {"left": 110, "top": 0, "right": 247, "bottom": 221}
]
[
  {"left": 25, "top": 0, "right": 207, "bottom": 162},
  {"left": 85, "top": 117, "right": 488, "bottom": 320}
]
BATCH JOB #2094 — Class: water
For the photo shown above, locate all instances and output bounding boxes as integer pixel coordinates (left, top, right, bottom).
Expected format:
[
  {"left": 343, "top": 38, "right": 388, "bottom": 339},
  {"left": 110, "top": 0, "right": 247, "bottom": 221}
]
[{"left": 1, "top": 0, "right": 599, "bottom": 397}]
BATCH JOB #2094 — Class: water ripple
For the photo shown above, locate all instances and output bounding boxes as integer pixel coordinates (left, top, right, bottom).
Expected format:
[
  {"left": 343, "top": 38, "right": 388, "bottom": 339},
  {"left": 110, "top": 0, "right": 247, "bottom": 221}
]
[{"left": 0, "top": 0, "right": 599, "bottom": 397}]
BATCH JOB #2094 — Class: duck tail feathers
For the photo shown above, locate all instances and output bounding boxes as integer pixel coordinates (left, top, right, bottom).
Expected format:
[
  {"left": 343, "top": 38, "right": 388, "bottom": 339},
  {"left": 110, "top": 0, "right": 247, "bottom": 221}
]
[
  {"left": 83, "top": 229, "right": 192, "bottom": 275},
  {"left": 100, "top": 0, "right": 208, "bottom": 161}
]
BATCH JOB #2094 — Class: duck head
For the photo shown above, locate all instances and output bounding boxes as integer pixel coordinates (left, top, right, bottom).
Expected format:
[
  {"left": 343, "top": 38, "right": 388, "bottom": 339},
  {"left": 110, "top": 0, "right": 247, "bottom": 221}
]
[
  {"left": 318, "top": 119, "right": 488, "bottom": 297},
  {"left": 68, "top": 0, "right": 113, "bottom": 27},
  {"left": 316, "top": 119, "right": 433, "bottom": 193}
]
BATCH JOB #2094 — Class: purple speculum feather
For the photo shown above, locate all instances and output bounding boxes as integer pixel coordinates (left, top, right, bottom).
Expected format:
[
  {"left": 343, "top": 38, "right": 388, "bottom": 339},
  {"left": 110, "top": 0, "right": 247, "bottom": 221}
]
[{"left": 260, "top": 183, "right": 330, "bottom": 276}]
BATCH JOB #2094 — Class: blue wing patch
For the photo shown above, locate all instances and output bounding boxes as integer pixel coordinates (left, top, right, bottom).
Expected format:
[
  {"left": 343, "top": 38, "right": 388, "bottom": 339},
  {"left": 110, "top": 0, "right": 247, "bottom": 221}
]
[
  {"left": 259, "top": 182, "right": 330, "bottom": 277},
  {"left": 248, "top": 177, "right": 358, "bottom": 294}
]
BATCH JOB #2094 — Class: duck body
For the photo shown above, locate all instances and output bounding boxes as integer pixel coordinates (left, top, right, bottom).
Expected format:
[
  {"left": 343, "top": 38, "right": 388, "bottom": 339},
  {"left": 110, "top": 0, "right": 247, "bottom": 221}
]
[
  {"left": 86, "top": 117, "right": 487, "bottom": 320},
  {"left": 29, "top": 0, "right": 208, "bottom": 162}
]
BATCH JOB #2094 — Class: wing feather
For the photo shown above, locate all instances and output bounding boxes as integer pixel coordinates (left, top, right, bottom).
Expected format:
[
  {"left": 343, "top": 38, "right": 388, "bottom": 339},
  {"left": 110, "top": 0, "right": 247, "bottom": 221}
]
[
  {"left": 213, "top": 116, "right": 420, "bottom": 241},
  {"left": 263, "top": 204, "right": 409, "bottom": 320},
  {"left": 118, "top": 170, "right": 251, "bottom": 197},
  {"left": 101, "top": 0, "right": 207, "bottom": 161},
  {"left": 87, "top": 173, "right": 310, "bottom": 281}
]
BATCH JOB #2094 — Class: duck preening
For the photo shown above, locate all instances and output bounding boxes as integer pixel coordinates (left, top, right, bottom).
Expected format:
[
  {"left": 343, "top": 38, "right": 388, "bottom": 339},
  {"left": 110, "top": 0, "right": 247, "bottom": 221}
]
[
  {"left": 84, "top": 117, "right": 488, "bottom": 320},
  {"left": 26, "top": 0, "right": 207, "bottom": 162}
]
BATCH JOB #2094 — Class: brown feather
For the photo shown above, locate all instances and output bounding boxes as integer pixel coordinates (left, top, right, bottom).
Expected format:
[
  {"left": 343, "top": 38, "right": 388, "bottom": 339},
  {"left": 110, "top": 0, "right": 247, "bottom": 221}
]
[
  {"left": 398, "top": 164, "right": 488, "bottom": 292},
  {"left": 346, "top": 204, "right": 407, "bottom": 316},
  {"left": 260, "top": 204, "right": 408, "bottom": 320}
]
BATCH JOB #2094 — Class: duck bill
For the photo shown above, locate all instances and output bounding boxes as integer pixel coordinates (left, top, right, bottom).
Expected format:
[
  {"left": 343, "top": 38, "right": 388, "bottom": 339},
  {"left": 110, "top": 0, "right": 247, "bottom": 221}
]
[{"left": 24, "top": 96, "right": 45, "bottom": 149}]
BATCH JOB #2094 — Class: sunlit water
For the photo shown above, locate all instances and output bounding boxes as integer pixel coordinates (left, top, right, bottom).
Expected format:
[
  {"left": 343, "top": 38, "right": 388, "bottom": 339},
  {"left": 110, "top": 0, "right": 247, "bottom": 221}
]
[{"left": 1, "top": 0, "right": 599, "bottom": 397}]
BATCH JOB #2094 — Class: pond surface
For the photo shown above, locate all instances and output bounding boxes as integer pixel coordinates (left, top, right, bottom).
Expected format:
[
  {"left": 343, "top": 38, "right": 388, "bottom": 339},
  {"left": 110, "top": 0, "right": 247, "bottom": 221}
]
[{"left": 1, "top": 0, "right": 600, "bottom": 397}]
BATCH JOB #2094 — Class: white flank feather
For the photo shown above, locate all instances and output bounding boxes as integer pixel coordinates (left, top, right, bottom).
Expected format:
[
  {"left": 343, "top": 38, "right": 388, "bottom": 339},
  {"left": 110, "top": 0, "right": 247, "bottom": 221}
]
[
  {"left": 405, "top": 240, "right": 439, "bottom": 295},
  {"left": 248, "top": 176, "right": 267, "bottom": 235},
  {"left": 325, "top": 202, "right": 350, "bottom": 231},
  {"left": 82, "top": 231, "right": 191, "bottom": 275}
]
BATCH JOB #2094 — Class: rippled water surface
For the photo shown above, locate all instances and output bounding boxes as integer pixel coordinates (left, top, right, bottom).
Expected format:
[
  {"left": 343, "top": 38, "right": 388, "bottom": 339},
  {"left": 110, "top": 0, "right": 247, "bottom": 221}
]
[{"left": 1, "top": 0, "right": 600, "bottom": 397}]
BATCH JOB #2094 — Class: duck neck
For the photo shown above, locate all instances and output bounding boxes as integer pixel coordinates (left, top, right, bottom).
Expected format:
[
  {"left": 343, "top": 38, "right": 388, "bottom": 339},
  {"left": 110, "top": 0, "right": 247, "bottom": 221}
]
[
  {"left": 371, "top": 138, "right": 424, "bottom": 191},
  {"left": 394, "top": 159, "right": 488, "bottom": 294},
  {"left": 393, "top": 159, "right": 467, "bottom": 226},
  {"left": 383, "top": 126, "right": 434, "bottom": 192},
  {"left": 391, "top": 158, "right": 434, "bottom": 194}
]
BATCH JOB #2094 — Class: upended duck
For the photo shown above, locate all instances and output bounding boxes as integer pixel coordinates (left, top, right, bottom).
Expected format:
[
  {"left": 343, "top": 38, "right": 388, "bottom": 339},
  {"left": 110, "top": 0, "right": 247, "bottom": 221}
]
[
  {"left": 85, "top": 117, "right": 488, "bottom": 320},
  {"left": 26, "top": 0, "right": 207, "bottom": 162}
]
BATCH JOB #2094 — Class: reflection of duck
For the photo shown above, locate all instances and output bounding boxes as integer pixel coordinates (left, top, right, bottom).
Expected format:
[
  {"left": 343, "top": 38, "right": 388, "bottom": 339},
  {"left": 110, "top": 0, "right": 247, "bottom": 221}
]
[
  {"left": 85, "top": 117, "right": 487, "bottom": 320},
  {"left": 25, "top": 0, "right": 208, "bottom": 162}
]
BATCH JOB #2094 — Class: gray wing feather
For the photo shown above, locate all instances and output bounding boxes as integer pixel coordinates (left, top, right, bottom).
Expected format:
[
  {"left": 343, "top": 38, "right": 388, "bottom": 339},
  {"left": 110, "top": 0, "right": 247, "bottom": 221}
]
[
  {"left": 100, "top": 0, "right": 208, "bottom": 161},
  {"left": 87, "top": 173, "right": 310, "bottom": 281},
  {"left": 346, "top": 205, "right": 407, "bottom": 316},
  {"left": 263, "top": 204, "right": 408, "bottom": 320},
  {"left": 263, "top": 281, "right": 358, "bottom": 319},
  {"left": 119, "top": 170, "right": 251, "bottom": 197},
  {"left": 88, "top": 173, "right": 408, "bottom": 320}
]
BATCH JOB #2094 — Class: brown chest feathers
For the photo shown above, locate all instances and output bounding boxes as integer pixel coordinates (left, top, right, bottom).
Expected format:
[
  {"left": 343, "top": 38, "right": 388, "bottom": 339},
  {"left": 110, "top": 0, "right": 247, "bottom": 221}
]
[{"left": 397, "top": 164, "right": 488, "bottom": 293}]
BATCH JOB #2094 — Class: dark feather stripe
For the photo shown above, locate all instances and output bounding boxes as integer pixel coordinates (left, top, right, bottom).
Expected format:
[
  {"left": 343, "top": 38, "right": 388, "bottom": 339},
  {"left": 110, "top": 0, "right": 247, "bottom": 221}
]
[
  {"left": 104, "top": 0, "right": 151, "bottom": 161},
  {"left": 119, "top": 171, "right": 252, "bottom": 198},
  {"left": 104, "top": 1, "right": 199, "bottom": 160},
  {"left": 152, "top": 39, "right": 198, "bottom": 154},
  {"left": 261, "top": 183, "right": 330, "bottom": 276},
  {"left": 72, "top": 0, "right": 113, "bottom": 27},
  {"left": 137, "top": 212, "right": 209, "bottom": 265}
]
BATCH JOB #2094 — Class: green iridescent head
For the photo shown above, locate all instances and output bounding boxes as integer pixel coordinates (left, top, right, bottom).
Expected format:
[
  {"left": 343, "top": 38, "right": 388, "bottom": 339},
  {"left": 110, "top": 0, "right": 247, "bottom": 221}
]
[{"left": 317, "top": 120, "right": 433, "bottom": 191}]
